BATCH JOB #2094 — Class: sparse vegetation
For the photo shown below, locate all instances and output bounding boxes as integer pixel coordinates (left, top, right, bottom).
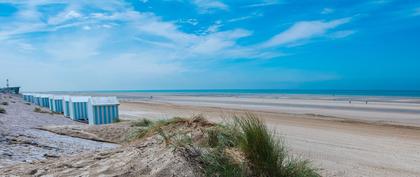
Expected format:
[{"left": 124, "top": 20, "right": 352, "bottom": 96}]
[
  {"left": 131, "top": 118, "right": 153, "bottom": 127},
  {"left": 1, "top": 102, "right": 8, "bottom": 106},
  {"left": 0, "top": 107, "right": 5, "bottom": 114},
  {"left": 130, "top": 114, "right": 320, "bottom": 177},
  {"left": 33, "top": 107, "right": 50, "bottom": 114},
  {"left": 233, "top": 114, "right": 320, "bottom": 177}
]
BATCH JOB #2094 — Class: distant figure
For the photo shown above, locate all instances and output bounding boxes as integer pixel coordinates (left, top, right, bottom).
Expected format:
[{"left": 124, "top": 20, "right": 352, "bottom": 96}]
[
  {"left": 366, "top": 100, "right": 368, "bottom": 104},
  {"left": 349, "top": 100, "right": 352, "bottom": 104},
  {"left": 150, "top": 96, "right": 153, "bottom": 99}
]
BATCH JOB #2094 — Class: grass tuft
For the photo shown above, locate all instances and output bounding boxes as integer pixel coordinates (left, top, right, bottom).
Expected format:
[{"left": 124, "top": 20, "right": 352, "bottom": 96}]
[
  {"left": 200, "top": 148, "right": 246, "bottom": 177},
  {"left": 131, "top": 118, "right": 153, "bottom": 127},
  {"left": 234, "top": 113, "right": 320, "bottom": 177},
  {"left": 33, "top": 107, "right": 50, "bottom": 114},
  {"left": 0, "top": 107, "right": 5, "bottom": 114}
]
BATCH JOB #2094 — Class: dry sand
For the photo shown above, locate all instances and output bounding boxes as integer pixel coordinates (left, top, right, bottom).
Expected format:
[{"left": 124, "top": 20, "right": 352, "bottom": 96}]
[
  {"left": 118, "top": 96, "right": 420, "bottom": 177},
  {"left": 0, "top": 94, "right": 118, "bottom": 168}
]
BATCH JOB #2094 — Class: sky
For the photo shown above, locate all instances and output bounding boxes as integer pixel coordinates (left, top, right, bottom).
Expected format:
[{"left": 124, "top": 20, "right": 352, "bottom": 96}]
[{"left": 0, "top": 0, "right": 419, "bottom": 91}]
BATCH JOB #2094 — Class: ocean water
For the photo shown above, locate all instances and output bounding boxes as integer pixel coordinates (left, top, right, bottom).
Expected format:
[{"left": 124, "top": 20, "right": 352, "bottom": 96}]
[{"left": 61, "top": 89, "right": 420, "bottom": 98}]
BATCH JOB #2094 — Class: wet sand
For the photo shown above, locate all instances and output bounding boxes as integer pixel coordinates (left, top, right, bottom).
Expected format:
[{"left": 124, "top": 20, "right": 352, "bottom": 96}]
[{"left": 118, "top": 96, "right": 420, "bottom": 177}]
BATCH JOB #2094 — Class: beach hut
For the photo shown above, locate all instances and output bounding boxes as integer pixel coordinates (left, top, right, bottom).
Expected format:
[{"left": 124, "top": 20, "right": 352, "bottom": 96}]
[
  {"left": 51, "top": 95, "right": 64, "bottom": 113},
  {"left": 33, "top": 94, "right": 41, "bottom": 106},
  {"left": 39, "top": 94, "right": 50, "bottom": 108},
  {"left": 62, "top": 96, "right": 71, "bottom": 117},
  {"left": 87, "top": 97, "right": 119, "bottom": 125},
  {"left": 69, "top": 96, "right": 90, "bottom": 121},
  {"left": 22, "top": 93, "right": 29, "bottom": 102},
  {"left": 48, "top": 95, "right": 54, "bottom": 111},
  {"left": 28, "top": 94, "right": 34, "bottom": 103}
]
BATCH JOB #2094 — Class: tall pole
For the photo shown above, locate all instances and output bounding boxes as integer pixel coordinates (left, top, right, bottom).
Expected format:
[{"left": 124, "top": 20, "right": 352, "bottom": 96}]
[{"left": 6, "top": 79, "right": 9, "bottom": 88}]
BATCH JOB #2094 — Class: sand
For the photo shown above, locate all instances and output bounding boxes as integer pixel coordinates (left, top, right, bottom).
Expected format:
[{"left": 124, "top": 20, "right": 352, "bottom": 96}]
[
  {"left": 0, "top": 94, "right": 118, "bottom": 168},
  {"left": 118, "top": 95, "right": 420, "bottom": 177}
]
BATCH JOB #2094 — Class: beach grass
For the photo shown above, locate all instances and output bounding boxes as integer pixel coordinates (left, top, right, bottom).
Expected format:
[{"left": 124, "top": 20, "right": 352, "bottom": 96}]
[
  {"left": 0, "top": 107, "right": 5, "bottom": 114},
  {"left": 1, "top": 101, "right": 8, "bottom": 106},
  {"left": 234, "top": 113, "right": 320, "bottom": 177},
  {"left": 130, "top": 114, "right": 319, "bottom": 177}
]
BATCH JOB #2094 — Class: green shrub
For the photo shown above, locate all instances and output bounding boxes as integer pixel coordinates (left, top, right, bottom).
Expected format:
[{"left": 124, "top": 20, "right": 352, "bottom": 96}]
[
  {"left": 234, "top": 113, "right": 320, "bottom": 177},
  {"left": 0, "top": 107, "right": 5, "bottom": 114},
  {"left": 34, "top": 107, "right": 50, "bottom": 114},
  {"left": 131, "top": 118, "right": 153, "bottom": 127},
  {"left": 200, "top": 149, "right": 245, "bottom": 177}
]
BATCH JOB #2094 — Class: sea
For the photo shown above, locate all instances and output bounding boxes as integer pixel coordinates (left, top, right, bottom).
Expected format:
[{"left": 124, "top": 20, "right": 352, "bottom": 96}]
[{"left": 51, "top": 89, "right": 420, "bottom": 99}]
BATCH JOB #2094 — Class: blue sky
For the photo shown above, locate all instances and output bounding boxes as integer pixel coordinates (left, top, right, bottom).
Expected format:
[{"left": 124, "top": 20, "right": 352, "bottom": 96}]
[{"left": 0, "top": 0, "right": 419, "bottom": 91}]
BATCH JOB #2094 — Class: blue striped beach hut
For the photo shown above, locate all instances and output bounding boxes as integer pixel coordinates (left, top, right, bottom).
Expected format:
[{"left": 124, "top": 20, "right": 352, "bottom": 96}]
[
  {"left": 22, "top": 93, "right": 29, "bottom": 102},
  {"left": 48, "top": 95, "right": 54, "bottom": 111},
  {"left": 87, "top": 97, "right": 119, "bottom": 125},
  {"left": 39, "top": 94, "right": 50, "bottom": 108},
  {"left": 34, "top": 94, "right": 41, "bottom": 106},
  {"left": 63, "top": 96, "right": 71, "bottom": 117},
  {"left": 28, "top": 94, "right": 34, "bottom": 103},
  {"left": 51, "top": 95, "right": 64, "bottom": 113},
  {"left": 69, "top": 96, "right": 90, "bottom": 121}
]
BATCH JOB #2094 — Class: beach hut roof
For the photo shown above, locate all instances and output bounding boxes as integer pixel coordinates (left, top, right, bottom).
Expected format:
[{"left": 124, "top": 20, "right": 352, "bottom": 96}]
[
  {"left": 62, "top": 96, "right": 71, "bottom": 101},
  {"left": 70, "top": 96, "right": 91, "bottom": 102},
  {"left": 52, "top": 95, "right": 64, "bottom": 99},
  {"left": 90, "top": 97, "right": 119, "bottom": 105}
]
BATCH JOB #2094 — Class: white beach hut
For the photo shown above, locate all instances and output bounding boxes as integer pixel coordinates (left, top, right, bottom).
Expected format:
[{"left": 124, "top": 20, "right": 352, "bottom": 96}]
[
  {"left": 51, "top": 95, "right": 64, "bottom": 113},
  {"left": 87, "top": 97, "right": 119, "bottom": 125},
  {"left": 69, "top": 96, "right": 90, "bottom": 121},
  {"left": 62, "top": 96, "right": 71, "bottom": 117}
]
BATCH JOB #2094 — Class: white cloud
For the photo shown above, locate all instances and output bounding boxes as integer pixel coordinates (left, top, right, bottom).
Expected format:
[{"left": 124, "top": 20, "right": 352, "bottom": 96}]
[
  {"left": 321, "top": 8, "right": 334, "bottom": 14},
  {"left": 330, "top": 30, "right": 356, "bottom": 39},
  {"left": 192, "top": 0, "right": 228, "bottom": 13},
  {"left": 228, "top": 12, "right": 263, "bottom": 23},
  {"left": 242, "top": 1, "right": 280, "bottom": 8},
  {"left": 262, "top": 18, "right": 351, "bottom": 47}
]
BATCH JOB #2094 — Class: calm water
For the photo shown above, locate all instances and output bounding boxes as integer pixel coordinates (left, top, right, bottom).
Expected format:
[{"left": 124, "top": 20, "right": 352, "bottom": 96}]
[{"left": 54, "top": 89, "right": 420, "bottom": 98}]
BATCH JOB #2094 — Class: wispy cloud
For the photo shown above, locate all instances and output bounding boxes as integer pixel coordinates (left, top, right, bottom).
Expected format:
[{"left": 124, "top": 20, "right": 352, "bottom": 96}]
[
  {"left": 242, "top": 1, "right": 280, "bottom": 8},
  {"left": 262, "top": 18, "right": 352, "bottom": 47},
  {"left": 321, "top": 8, "right": 334, "bottom": 14},
  {"left": 192, "top": 0, "right": 228, "bottom": 13},
  {"left": 227, "top": 12, "right": 263, "bottom": 23}
]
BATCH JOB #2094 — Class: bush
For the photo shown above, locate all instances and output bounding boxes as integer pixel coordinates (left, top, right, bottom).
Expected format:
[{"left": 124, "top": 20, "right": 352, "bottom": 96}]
[
  {"left": 0, "top": 107, "right": 5, "bottom": 114},
  {"left": 34, "top": 107, "right": 50, "bottom": 114},
  {"left": 200, "top": 149, "right": 245, "bottom": 177},
  {"left": 234, "top": 113, "right": 320, "bottom": 177},
  {"left": 131, "top": 118, "right": 153, "bottom": 127},
  {"left": 1, "top": 102, "right": 8, "bottom": 106}
]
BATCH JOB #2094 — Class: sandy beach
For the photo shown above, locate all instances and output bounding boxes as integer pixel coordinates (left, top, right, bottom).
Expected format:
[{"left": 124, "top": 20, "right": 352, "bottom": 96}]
[{"left": 117, "top": 94, "right": 420, "bottom": 177}]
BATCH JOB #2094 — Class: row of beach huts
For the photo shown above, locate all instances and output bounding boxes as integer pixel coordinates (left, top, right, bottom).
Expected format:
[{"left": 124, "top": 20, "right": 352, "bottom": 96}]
[{"left": 21, "top": 93, "right": 119, "bottom": 125}]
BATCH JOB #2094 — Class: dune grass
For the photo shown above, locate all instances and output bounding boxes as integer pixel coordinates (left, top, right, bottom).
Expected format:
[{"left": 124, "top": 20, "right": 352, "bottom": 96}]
[
  {"left": 234, "top": 113, "right": 320, "bottom": 177},
  {"left": 33, "top": 107, "right": 50, "bottom": 114},
  {"left": 129, "top": 114, "right": 319, "bottom": 177},
  {"left": 0, "top": 107, "right": 5, "bottom": 114},
  {"left": 1, "top": 101, "right": 8, "bottom": 106}
]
